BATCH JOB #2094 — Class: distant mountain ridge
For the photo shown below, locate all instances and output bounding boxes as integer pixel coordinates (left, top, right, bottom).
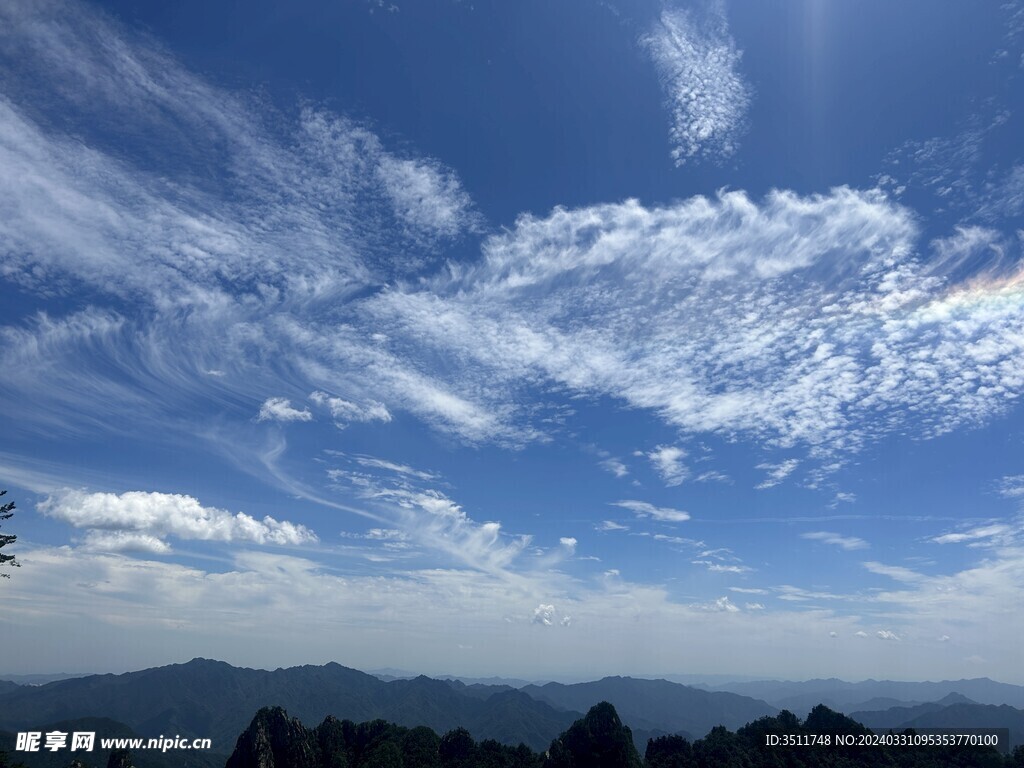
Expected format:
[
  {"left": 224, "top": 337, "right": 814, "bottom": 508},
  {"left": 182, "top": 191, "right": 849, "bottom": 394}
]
[
  {"left": 6, "top": 660, "right": 1023, "bottom": 762},
  {"left": 0, "top": 659, "right": 579, "bottom": 755},
  {"left": 705, "top": 676, "right": 1024, "bottom": 714},
  {"left": 851, "top": 699, "right": 1024, "bottom": 749},
  {"left": 0, "top": 660, "right": 780, "bottom": 757},
  {"left": 520, "top": 675, "right": 777, "bottom": 738}
]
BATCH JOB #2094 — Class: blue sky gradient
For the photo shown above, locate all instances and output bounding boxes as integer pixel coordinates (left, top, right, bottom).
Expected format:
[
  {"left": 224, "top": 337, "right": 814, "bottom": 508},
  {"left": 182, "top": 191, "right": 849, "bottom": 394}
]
[{"left": 2, "top": 0, "right": 1024, "bottom": 682}]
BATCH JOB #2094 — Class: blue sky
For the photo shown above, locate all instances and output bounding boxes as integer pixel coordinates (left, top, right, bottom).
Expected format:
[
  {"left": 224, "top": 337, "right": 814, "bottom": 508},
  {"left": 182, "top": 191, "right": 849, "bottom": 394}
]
[{"left": 2, "top": 0, "right": 1024, "bottom": 682}]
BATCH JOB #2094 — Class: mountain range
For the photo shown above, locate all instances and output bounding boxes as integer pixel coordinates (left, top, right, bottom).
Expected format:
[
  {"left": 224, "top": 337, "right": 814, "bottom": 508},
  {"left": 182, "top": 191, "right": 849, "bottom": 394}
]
[
  {"left": 4, "top": 661, "right": 1024, "bottom": 762},
  {"left": 0, "top": 660, "right": 781, "bottom": 759},
  {"left": 701, "top": 676, "right": 1024, "bottom": 715}
]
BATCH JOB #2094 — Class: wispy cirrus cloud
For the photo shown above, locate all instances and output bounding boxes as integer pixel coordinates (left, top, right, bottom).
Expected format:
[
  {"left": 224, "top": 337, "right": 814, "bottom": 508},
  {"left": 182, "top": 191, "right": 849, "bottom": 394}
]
[
  {"left": 801, "top": 530, "right": 869, "bottom": 551},
  {"left": 6, "top": 0, "right": 1024, "bottom": 472},
  {"left": 612, "top": 500, "right": 690, "bottom": 523},
  {"left": 640, "top": 1, "right": 751, "bottom": 166},
  {"left": 756, "top": 459, "right": 800, "bottom": 489}
]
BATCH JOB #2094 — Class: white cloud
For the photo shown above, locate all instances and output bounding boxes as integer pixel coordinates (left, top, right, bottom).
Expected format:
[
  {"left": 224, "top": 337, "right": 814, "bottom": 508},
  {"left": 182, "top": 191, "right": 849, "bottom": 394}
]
[
  {"left": 998, "top": 475, "right": 1024, "bottom": 498},
  {"left": 693, "top": 596, "right": 740, "bottom": 613},
  {"left": 326, "top": 466, "right": 533, "bottom": 573},
  {"left": 862, "top": 561, "right": 925, "bottom": 583},
  {"left": 612, "top": 500, "right": 690, "bottom": 523},
  {"left": 640, "top": 3, "right": 751, "bottom": 166},
  {"left": 855, "top": 630, "right": 869, "bottom": 638},
  {"left": 596, "top": 520, "right": 629, "bottom": 532},
  {"left": 774, "top": 585, "right": 846, "bottom": 602},
  {"left": 876, "top": 630, "right": 901, "bottom": 641},
  {"left": 829, "top": 631, "right": 838, "bottom": 637},
  {"left": 310, "top": 391, "right": 392, "bottom": 427},
  {"left": 559, "top": 537, "right": 578, "bottom": 554},
  {"left": 4, "top": 543, "right": 1023, "bottom": 682},
  {"left": 745, "top": 602, "right": 765, "bottom": 610},
  {"left": 375, "top": 154, "right": 478, "bottom": 241},
  {"left": 729, "top": 587, "right": 768, "bottom": 595},
  {"left": 756, "top": 459, "right": 799, "bottom": 489},
  {"left": 351, "top": 455, "right": 436, "bottom": 480},
  {"left": 693, "top": 561, "right": 752, "bottom": 574},
  {"left": 81, "top": 531, "right": 172, "bottom": 555},
  {"left": 533, "top": 604, "right": 556, "bottom": 626},
  {"left": 646, "top": 445, "right": 688, "bottom": 486},
  {"left": 39, "top": 490, "right": 318, "bottom": 550},
  {"left": 257, "top": 397, "right": 314, "bottom": 423},
  {"left": 653, "top": 534, "right": 704, "bottom": 547},
  {"left": 931, "top": 523, "right": 1013, "bottom": 545},
  {"left": 599, "top": 457, "right": 629, "bottom": 478},
  {"left": 801, "top": 531, "right": 869, "bottom": 551},
  {"left": 6, "top": 0, "right": 1024, "bottom": 467}
]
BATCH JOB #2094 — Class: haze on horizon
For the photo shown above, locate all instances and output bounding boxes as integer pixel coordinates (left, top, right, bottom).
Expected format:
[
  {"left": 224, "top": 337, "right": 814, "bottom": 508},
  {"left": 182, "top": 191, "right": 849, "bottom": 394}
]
[{"left": 2, "top": 0, "right": 1024, "bottom": 685}]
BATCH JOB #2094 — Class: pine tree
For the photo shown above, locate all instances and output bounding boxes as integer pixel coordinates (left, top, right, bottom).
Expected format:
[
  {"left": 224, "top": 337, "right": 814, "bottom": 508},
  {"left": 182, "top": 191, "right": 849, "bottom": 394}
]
[{"left": 0, "top": 490, "right": 20, "bottom": 577}]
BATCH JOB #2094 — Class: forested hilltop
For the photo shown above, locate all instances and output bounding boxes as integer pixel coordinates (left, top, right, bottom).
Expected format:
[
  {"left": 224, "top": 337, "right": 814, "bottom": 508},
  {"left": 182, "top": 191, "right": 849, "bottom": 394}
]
[{"left": 219, "top": 701, "right": 1021, "bottom": 768}]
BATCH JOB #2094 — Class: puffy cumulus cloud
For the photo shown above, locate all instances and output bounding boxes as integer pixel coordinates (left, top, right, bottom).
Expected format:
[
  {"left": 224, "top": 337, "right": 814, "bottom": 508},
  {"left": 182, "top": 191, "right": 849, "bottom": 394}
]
[
  {"left": 646, "top": 445, "right": 688, "bottom": 486},
  {"left": 532, "top": 604, "right": 556, "bottom": 626},
  {"left": 876, "top": 630, "right": 901, "bottom": 641},
  {"left": 559, "top": 537, "right": 578, "bottom": 554},
  {"left": 801, "top": 531, "right": 869, "bottom": 551},
  {"left": 692, "top": 596, "right": 740, "bottom": 612},
  {"left": 81, "top": 531, "right": 171, "bottom": 555},
  {"left": 257, "top": 397, "right": 314, "bottom": 423},
  {"left": 855, "top": 631, "right": 869, "bottom": 638},
  {"left": 640, "top": 2, "right": 751, "bottom": 166},
  {"left": 39, "top": 490, "right": 317, "bottom": 551},
  {"left": 309, "top": 391, "right": 392, "bottom": 427},
  {"left": 612, "top": 500, "right": 690, "bottom": 523}
]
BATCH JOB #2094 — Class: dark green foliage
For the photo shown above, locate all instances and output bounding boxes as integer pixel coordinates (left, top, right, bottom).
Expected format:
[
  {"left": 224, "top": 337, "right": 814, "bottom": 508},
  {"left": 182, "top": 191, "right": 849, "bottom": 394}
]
[
  {"left": 645, "top": 735, "right": 695, "bottom": 768},
  {"left": 226, "top": 709, "right": 539, "bottom": 768},
  {"left": 0, "top": 490, "right": 20, "bottom": 577},
  {"left": 438, "top": 728, "right": 475, "bottom": 768},
  {"left": 399, "top": 728, "right": 439, "bottom": 768},
  {"left": 542, "top": 701, "right": 643, "bottom": 768},
  {"left": 212, "top": 699, "right": 1024, "bottom": 768}
]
